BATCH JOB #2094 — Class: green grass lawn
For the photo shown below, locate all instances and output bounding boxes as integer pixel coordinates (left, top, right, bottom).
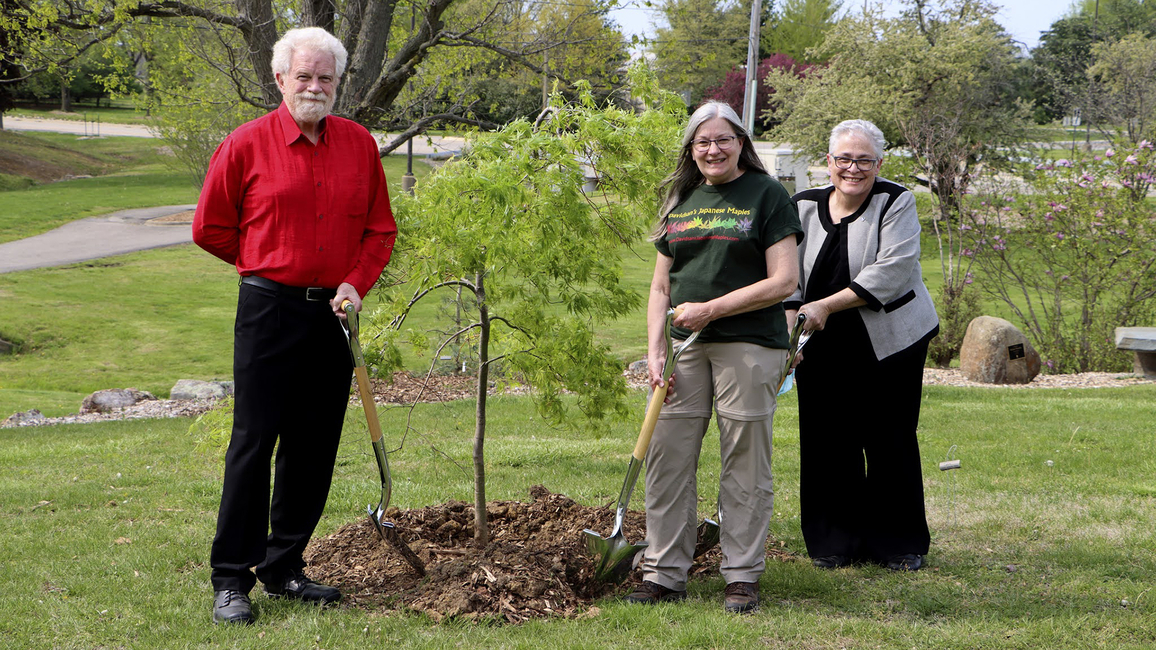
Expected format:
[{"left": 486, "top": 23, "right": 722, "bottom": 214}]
[
  {"left": 3, "top": 119, "right": 1156, "bottom": 649},
  {"left": 1, "top": 386, "right": 1153, "bottom": 648}
]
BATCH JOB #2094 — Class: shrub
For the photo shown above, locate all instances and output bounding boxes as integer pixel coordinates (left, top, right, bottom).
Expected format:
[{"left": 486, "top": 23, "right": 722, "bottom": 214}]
[{"left": 968, "top": 142, "right": 1156, "bottom": 372}]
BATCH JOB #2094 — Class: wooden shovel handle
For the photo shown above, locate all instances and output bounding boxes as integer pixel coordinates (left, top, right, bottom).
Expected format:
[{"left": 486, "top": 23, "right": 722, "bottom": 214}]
[
  {"left": 629, "top": 307, "right": 686, "bottom": 461},
  {"left": 632, "top": 379, "right": 668, "bottom": 461},
  {"left": 354, "top": 365, "right": 384, "bottom": 444},
  {"left": 341, "top": 299, "right": 382, "bottom": 444}
]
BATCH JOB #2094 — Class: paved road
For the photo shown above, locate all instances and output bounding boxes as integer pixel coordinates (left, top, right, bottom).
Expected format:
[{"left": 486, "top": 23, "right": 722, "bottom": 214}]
[
  {"left": 4, "top": 116, "right": 466, "bottom": 155},
  {"left": 0, "top": 205, "right": 197, "bottom": 274},
  {"left": 4, "top": 116, "right": 155, "bottom": 138},
  {"left": 1, "top": 117, "right": 467, "bottom": 274}
]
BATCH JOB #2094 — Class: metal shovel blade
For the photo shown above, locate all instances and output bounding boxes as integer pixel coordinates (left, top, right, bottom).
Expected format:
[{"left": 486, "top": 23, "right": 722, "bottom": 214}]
[
  {"left": 343, "top": 300, "right": 425, "bottom": 576},
  {"left": 370, "top": 507, "right": 427, "bottom": 575},
  {"left": 583, "top": 527, "right": 648, "bottom": 584},
  {"left": 693, "top": 517, "right": 720, "bottom": 558},
  {"left": 585, "top": 311, "right": 702, "bottom": 583}
]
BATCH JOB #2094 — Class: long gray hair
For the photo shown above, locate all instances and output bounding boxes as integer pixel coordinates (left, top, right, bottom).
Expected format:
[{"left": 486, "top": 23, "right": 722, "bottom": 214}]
[{"left": 651, "top": 101, "right": 768, "bottom": 241}]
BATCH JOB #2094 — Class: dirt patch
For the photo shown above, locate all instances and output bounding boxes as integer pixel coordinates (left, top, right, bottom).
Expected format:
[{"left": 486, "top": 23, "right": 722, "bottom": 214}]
[
  {"left": 306, "top": 485, "right": 791, "bottom": 622},
  {"left": 368, "top": 372, "right": 479, "bottom": 404},
  {"left": 148, "top": 210, "right": 195, "bottom": 224},
  {"left": 0, "top": 146, "right": 87, "bottom": 183}
]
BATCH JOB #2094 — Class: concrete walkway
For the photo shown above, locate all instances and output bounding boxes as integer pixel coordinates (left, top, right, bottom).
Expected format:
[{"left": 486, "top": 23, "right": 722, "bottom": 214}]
[
  {"left": 0, "top": 205, "right": 196, "bottom": 274},
  {"left": 4, "top": 116, "right": 155, "bottom": 138},
  {"left": 4, "top": 116, "right": 466, "bottom": 155}
]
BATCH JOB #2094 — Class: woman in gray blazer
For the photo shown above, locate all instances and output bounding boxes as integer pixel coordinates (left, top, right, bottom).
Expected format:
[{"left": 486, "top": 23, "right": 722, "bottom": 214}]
[{"left": 785, "top": 119, "right": 939, "bottom": 572}]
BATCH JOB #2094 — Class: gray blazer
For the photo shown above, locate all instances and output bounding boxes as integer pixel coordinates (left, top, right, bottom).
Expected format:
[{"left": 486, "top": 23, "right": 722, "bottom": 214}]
[{"left": 787, "top": 178, "right": 939, "bottom": 360}]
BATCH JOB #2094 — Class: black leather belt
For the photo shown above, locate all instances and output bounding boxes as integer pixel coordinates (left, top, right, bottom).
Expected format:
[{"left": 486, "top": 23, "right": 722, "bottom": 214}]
[{"left": 240, "top": 275, "right": 336, "bottom": 302}]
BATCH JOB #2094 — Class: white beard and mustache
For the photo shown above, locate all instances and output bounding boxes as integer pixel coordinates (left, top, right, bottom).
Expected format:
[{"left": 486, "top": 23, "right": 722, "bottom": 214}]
[{"left": 288, "top": 90, "right": 335, "bottom": 124}]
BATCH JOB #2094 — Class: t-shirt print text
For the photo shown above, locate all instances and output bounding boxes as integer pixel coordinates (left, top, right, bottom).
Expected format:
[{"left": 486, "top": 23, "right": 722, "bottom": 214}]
[{"left": 667, "top": 206, "right": 753, "bottom": 243}]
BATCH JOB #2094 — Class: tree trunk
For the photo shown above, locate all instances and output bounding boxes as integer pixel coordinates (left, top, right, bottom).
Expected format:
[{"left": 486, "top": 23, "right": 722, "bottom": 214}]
[
  {"left": 340, "top": 0, "right": 399, "bottom": 111},
  {"left": 472, "top": 271, "right": 490, "bottom": 545},
  {"left": 356, "top": 0, "right": 455, "bottom": 120},
  {"left": 235, "top": 0, "right": 280, "bottom": 106},
  {"left": 301, "top": 0, "right": 336, "bottom": 33},
  {"left": 60, "top": 79, "right": 72, "bottom": 112}
]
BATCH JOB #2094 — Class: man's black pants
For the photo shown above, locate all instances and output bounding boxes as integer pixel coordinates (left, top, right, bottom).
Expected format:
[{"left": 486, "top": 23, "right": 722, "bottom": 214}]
[{"left": 210, "top": 283, "right": 353, "bottom": 593}]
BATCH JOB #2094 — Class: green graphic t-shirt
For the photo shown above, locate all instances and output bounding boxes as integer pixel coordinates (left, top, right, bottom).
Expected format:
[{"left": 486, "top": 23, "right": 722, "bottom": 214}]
[{"left": 655, "top": 172, "right": 802, "bottom": 349}]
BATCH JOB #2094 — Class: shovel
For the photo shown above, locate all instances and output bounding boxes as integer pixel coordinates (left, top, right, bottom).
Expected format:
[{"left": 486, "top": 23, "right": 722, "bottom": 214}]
[
  {"left": 584, "top": 308, "right": 701, "bottom": 583},
  {"left": 693, "top": 313, "right": 811, "bottom": 558},
  {"left": 776, "top": 312, "right": 811, "bottom": 395},
  {"left": 341, "top": 300, "right": 426, "bottom": 576}
]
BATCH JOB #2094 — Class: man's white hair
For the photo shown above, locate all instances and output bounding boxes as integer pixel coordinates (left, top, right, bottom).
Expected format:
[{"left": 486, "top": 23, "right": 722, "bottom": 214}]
[{"left": 271, "top": 27, "right": 348, "bottom": 79}]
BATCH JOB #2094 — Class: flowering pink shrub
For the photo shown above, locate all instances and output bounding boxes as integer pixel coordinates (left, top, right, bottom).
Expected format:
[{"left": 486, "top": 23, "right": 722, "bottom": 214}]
[{"left": 967, "top": 143, "right": 1156, "bottom": 372}]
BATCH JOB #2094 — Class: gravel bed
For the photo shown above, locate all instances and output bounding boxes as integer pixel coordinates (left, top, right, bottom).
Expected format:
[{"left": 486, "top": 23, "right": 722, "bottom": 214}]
[{"left": 3, "top": 370, "right": 1151, "bottom": 429}]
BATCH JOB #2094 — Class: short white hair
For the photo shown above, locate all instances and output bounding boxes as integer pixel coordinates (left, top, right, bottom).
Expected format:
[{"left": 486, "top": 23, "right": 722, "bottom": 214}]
[
  {"left": 271, "top": 27, "right": 348, "bottom": 79},
  {"left": 829, "top": 119, "right": 886, "bottom": 159}
]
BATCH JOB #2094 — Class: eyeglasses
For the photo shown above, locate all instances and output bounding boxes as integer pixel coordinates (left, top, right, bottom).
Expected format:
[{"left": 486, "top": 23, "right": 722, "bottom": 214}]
[
  {"left": 829, "top": 155, "right": 879, "bottom": 171},
  {"left": 691, "top": 135, "right": 739, "bottom": 152}
]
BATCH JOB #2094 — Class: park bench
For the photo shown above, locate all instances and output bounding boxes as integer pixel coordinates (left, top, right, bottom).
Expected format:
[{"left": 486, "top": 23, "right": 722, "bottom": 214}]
[{"left": 1115, "top": 327, "right": 1156, "bottom": 378}]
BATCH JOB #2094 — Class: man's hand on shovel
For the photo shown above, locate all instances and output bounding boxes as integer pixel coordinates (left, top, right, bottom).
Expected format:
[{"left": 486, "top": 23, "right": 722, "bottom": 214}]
[
  {"left": 331, "top": 283, "right": 361, "bottom": 319},
  {"left": 341, "top": 300, "right": 426, "bottom": 576}
]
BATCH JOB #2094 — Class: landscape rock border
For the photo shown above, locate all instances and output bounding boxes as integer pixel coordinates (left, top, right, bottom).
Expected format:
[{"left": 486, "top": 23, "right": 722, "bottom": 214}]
[{"left": 3, "top": 370, "right": 1152, "bottom": 429}]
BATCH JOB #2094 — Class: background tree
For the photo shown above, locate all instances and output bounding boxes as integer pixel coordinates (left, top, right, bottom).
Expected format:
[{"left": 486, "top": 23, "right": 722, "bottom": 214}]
[
  {"left": 766, "top": 0, "right": 1031, "bottom": 366},
  {"left": 377, "top": 69, "right": 685, "bottom": 543},
  {"left": 703, "top": 53, "right": 809, "bottom": 134},
  {"left": 1088, "top": 31, "right": 1156, "bottom": 143},
  {"left": 1031, "top": 14, "right": 1103, "bottom": 124},
  {"left": 651, "top": 0, "right": 751, "bottom": 106},
  {"left": 1029, "top": 0, "right": 1156, "bottom": 129},
  {"left": 762, "top": 0, "right": 843, "bottom": 63},
  {"left": 0, "top": 0, "right": 629, "bottom": 175}
]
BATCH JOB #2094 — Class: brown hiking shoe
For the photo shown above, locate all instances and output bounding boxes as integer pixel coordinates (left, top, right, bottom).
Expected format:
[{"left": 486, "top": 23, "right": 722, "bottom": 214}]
[
  {"left": 723, "top": 581, "right": 759, "bottom": 614},
  {"left": 624, "top": 580, "right": 687, "bottom": 605}
]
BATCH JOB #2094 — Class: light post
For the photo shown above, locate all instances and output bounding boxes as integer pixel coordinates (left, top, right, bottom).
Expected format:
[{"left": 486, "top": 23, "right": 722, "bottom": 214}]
[
  {"left": 741, "top": 0, "right": 762, "bottom": 135},
  {"left": 401, "top": 2, "right": 417, "bottom": 194}
]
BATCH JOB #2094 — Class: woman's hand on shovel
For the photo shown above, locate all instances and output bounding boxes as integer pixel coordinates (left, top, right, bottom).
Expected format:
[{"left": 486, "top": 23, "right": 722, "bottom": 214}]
[
  {"left": 331, "top": 283, "right": 362, "bottom": 319},
  {"left": 647, "top": 348, "right": 675, "bottom": 401}
]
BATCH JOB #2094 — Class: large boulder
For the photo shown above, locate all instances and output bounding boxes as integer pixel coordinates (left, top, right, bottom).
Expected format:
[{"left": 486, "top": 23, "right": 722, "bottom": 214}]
[
  {"left": 170, "top": 379, "right": 233, "bottom": 401},
  {"left": 959, "top": 316, "right": 1041, "bottom": 384},
  {"left": 80, "top": 388, "right": 156, "bottom": 414}
]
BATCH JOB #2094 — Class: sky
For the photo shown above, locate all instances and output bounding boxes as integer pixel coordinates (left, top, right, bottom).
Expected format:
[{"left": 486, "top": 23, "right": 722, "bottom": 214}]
[{"left": 608, "top": 0, "right": 1082, "bottom": 53}]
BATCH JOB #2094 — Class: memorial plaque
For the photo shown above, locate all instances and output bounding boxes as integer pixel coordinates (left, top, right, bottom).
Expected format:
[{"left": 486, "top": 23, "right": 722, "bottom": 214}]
[{"left": 1008, "top": 343, "right": 1026, "bottom": 360}]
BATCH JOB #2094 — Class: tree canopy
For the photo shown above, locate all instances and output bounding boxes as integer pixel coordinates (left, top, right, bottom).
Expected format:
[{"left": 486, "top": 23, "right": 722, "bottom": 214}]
[
  {"left": 1, "top": 0, "right": 629, "bottom": 146},
  {"left": 650, "top": 0, "right": 751, "bottom": 106}
]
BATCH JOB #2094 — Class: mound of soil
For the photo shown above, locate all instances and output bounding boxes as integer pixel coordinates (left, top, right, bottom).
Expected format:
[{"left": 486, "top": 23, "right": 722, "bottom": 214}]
[{"left": 306, "top": 485, "right": 791, "bottom": 622}]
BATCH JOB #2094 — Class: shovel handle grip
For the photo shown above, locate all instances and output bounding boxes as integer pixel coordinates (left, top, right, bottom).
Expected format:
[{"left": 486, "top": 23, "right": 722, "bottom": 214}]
[
  {"left": 340, "top": 299, "right": 355, "bottom": 314},
  {"left": 632, "top": 382, "right": 668, "bottom": 461}
]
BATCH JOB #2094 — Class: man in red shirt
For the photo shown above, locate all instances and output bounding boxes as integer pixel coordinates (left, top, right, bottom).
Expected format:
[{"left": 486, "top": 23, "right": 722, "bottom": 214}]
[{"left": 193, "top": 26, "right": 397, "bottom": 626}]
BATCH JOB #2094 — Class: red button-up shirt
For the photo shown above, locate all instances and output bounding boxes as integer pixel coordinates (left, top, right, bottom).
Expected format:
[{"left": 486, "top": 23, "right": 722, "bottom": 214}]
[{"left": 193, "top": 102, "right": 397, "bottom": 298}]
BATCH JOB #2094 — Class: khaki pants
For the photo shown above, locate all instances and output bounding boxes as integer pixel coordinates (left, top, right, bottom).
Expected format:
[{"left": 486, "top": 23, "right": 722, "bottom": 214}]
[{"left": 640, "top": 341, "right": 785, "bottom": 590}]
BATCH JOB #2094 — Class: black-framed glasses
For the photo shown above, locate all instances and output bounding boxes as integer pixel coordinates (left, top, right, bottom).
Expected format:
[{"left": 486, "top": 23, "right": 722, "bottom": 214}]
[
  {"left": 829, "top": 155, "right": 879, "bottom": 171},
  {"left": 691, "top": 135, "right": 740, "bottom": 152}
]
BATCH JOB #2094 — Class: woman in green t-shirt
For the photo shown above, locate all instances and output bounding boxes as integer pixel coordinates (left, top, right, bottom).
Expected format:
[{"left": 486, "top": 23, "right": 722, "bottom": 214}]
[{"left": 624, "top": 101, "right": 802, "bottom": 614}]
